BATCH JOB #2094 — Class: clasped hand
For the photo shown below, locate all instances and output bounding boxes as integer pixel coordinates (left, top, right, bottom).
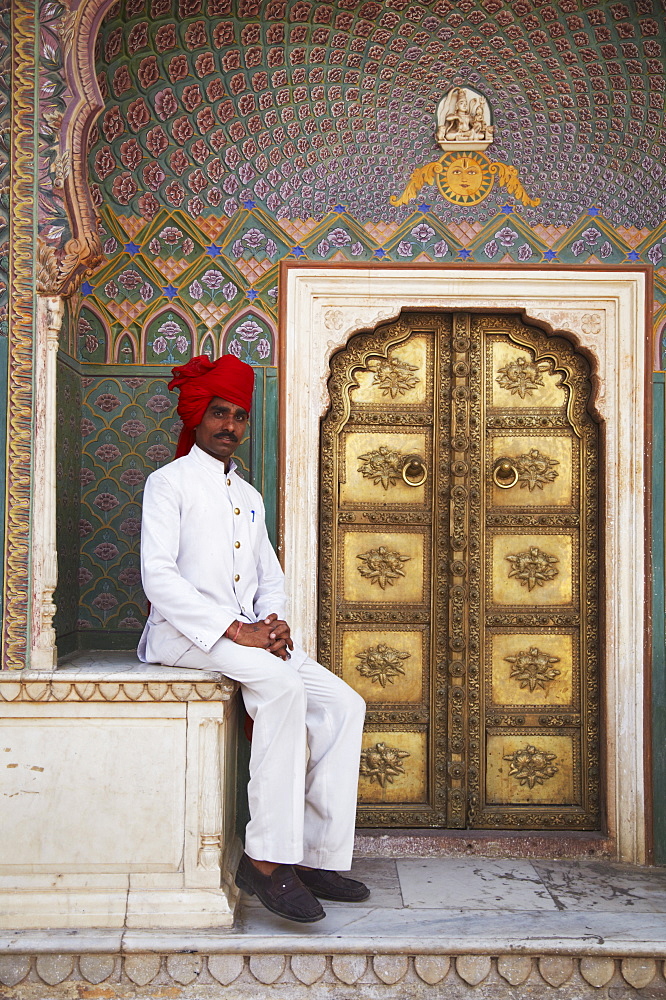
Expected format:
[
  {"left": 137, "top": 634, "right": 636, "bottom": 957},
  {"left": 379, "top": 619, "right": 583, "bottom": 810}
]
[{"left": 232, "top": 613, "right": 294, "bottom": 660}]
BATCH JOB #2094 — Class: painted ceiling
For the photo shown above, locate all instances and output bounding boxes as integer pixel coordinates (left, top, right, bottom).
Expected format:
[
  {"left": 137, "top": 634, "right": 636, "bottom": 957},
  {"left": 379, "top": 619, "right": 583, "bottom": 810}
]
[{"left": 87, "top": 0, "right": 666, "bottom": 230}]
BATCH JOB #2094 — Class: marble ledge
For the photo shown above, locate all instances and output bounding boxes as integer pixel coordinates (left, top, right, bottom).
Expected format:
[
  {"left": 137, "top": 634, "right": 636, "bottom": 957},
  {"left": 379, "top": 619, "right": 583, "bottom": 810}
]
[
  {"left": 2, "top": 913, "right": 666, "bottom": 958},
  {"left": 0, "top": 651, "right": 237, "bottom": 702}
]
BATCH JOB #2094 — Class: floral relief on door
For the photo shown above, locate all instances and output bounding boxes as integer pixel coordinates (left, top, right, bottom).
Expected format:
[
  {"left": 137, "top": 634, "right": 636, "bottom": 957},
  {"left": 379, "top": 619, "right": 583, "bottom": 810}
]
[{"left": 319, "top": 311, "right": 600, "bottom": 830}]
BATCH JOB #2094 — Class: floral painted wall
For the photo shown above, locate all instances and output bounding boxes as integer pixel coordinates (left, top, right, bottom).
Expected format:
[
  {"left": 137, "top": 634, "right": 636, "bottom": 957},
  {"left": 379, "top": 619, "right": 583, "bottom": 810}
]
[{"left": 49, "top": 0, "right": 666, "bottom": 646}]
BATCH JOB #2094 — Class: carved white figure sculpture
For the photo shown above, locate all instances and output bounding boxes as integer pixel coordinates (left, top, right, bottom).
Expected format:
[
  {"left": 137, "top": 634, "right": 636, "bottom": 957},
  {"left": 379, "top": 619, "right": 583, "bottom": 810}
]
[{"left": 436, "top": 87, "right": 494, "bottom": 151}]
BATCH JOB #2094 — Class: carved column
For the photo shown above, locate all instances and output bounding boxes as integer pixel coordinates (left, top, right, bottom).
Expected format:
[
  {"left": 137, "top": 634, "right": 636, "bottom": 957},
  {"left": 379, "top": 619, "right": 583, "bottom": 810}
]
[
  {"left": 198, "top": 717, "right": 223, "bottom": 872},
  {"left": 30, "top": 296, "right": 63, "bottom": 670}
]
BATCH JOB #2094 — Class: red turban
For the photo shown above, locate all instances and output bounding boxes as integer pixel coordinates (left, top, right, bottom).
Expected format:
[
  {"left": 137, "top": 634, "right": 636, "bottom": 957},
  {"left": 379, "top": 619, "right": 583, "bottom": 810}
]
[{"left": 168, "top": 354, "right": 255, "bottom": 458}]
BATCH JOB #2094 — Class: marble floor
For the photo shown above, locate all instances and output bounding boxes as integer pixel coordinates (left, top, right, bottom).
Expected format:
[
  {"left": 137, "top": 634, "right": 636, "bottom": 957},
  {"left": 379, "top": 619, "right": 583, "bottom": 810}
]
[{"left": 235, "top": 856, "right": 666, "bottom": 951}]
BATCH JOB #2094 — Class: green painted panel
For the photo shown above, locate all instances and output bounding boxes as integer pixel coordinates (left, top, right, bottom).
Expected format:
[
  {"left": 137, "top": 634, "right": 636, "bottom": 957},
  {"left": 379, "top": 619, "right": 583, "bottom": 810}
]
[{"left": 653, "top": 374, "right": 666, "bottom": 864}]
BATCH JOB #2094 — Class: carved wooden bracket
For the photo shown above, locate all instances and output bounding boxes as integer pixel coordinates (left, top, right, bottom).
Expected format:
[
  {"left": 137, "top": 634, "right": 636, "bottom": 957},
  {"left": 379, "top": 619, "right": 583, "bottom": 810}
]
[{"left": 38, "top": 0, "right": 117, "bottom": 296}]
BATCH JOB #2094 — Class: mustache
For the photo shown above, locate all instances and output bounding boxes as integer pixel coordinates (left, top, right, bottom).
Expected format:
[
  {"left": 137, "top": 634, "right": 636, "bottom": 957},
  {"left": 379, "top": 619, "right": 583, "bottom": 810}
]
[{"left": 214, "top": 431, "right": 238, "bottom": 443}]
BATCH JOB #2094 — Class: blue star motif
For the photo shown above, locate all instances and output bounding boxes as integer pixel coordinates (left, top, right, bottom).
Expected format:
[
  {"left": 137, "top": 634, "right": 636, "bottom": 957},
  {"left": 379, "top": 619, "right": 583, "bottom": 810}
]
[
  {"left": 457, "top": 248, "right": 471, "bottom": 260},
  {"left": 205, "top": 244, "right": 221, "bottom": 257},
  {"left": 124, "top": 241, "right": 141, "bottom": 255},
  {"left": 588, "top": 206, "right": 599, "bottom": 217},
  {"left": 544, "top": 250, "right": 558, "bottom": 261},
  {"left": 81, "top": 281, "right": 94, "bottom": 296},
  {"left": 626, "top": 250, "right": 640, "bottom": 261},
  {"left": 162, "top": 284, "right": 179, "bottom": 299},
  {"left": 374, "top": 248, "right": 387, "bottom": 257},
  {"left": 246, "top": 289, "right": 259, "bottom": 300},
  {"left": 243, "top": 200, "right": 256, "bottom": 209},
  {"left": 290, "top": 246, "right": 305, "bottom": 257},
  {"left": 333, "top": 204, "right": 346, "bottom": 213},
  {"left": 418, "top": 203, "right": 431, "bottom": 213},
  {"left": 501, "top": 204, "right": 514, "bottom": 214}
]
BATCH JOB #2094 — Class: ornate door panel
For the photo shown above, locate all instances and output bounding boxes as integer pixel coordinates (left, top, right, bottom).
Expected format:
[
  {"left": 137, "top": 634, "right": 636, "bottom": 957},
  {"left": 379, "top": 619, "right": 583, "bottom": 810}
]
[{"left": 319, "top": 312, "right": 600, "bottom": 830}]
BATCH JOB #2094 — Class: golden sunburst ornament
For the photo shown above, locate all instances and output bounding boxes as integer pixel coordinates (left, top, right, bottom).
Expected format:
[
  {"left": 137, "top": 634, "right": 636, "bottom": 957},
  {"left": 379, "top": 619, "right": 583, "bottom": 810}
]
[{"left": 390, "top": 152, "right": 540, "bottom": 209}]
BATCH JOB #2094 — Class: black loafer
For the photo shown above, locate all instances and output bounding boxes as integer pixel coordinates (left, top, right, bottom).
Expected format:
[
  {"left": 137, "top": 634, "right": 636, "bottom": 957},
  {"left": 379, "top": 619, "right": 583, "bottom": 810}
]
[
  {"left": 235, "top": 854, "right": 326, "bottom": 923},
  {"left": 296, "top": 867, "right": 370, "bottom": 902}
]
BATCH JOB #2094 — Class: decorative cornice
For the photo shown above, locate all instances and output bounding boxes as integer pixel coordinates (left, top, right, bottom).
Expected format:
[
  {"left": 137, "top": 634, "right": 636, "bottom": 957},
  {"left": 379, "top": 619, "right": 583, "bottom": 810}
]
[
  {"left": 0, "top": 673, "right": 237, "bottom": 702},
  {"left": 0, "top": 950, "right": 663, "bottom": 991}
]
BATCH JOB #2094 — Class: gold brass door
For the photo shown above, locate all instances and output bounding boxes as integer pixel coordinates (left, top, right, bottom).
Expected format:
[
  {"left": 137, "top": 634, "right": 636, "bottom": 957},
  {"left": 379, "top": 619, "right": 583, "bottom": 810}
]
[{"left": 318, "top": 312, "right": 600, "bottom": 829}]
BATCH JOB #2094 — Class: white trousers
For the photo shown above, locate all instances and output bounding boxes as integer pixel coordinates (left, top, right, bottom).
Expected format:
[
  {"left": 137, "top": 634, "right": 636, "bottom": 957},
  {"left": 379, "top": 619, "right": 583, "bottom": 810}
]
[{"left": 149, "top": 626, "right": 366, "bottom": 871}]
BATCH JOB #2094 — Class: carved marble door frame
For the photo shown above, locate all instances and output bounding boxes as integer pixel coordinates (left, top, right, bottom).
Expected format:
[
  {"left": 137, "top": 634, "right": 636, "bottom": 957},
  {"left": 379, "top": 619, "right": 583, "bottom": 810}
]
[{"left": 279, "top": 263, "right": 651, "bottom": 864}]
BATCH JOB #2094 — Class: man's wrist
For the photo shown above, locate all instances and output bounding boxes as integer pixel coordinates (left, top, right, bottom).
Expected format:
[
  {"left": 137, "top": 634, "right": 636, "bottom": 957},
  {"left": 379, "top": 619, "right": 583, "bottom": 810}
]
[{"left": 225, "top": 619, "right": 242, "bottom": 641}]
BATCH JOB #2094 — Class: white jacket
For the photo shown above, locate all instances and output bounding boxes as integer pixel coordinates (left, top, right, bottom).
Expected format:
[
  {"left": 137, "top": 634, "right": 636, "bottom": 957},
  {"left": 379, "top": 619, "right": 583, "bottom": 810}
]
[{"left": 138, "top": 444, "right": 304, "bottom": 666}]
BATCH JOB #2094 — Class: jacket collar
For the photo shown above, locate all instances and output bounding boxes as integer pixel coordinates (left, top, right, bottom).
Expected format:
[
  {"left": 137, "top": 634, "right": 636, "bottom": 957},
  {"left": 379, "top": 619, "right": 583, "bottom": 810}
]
[{"left": 190, "top": 444, "right": 237, "bottom": 477}]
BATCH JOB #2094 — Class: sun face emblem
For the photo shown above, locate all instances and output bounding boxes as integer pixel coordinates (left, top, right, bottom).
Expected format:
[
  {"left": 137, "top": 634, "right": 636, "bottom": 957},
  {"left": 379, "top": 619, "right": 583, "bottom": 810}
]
[{"left": 437, "top": 151, "right": 493, "bottom": 205}]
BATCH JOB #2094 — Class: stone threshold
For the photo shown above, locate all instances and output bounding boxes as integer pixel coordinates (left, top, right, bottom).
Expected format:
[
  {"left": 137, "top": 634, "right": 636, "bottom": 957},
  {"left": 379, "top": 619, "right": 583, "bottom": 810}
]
[
  {"left": 0, "top": 928, "right": 665, "bottom": 995},
  {"left": 354, "top": 829, "right": 615, "bottom": 860}
]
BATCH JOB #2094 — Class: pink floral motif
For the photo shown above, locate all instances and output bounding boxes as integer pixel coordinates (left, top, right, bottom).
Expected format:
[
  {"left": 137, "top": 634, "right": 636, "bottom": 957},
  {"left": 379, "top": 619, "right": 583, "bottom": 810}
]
[
  {"left": 171, "top": 418, "right": 184, "bottom": 434},
  {"left": 127, "top": 97, "right": 151, "bottom": 132},
  {"left": 151, "top": 0, "right": 170, "bottom": 14},
  {"left": 112, "top": 65, "right": 132, "bottom": 98},
  {"left": 235, "top": 319, "right": 262, "bottom": 342},
  {"left": 168, "top": 54, "right": 189, "bottom": 83},
  {"left": 165, "top": 181, "right": 186, "bottom": 206},
  {"left": 122, "top": 378, "right": 146, "bottom": 389},
  {"left": 102, "top": 106, "right": 124, "bottom": 142},
  {"left": 104, "top": 280, "right": 119, "bottom": 298},
  {"left": 93, "top": 592, "right": 118, "bottom": 611},
  {"left": 146, "top": 125, "right": 168, "bottom": 155},
  {"left": 182, "top": 84, "right": 203, "bottom": 111},
  {"left": 112, "top": 172, "right": 137, "bottom": 205},
  {"left": 228, "top": 339, "right": 241, "bottom": 358},
  {"left": 195, "top": 52, "right": 215, "bottom": 76},
  {"left": 188, "top": 168, "right": 207, "bottom": 193},
  {"left": 119, "top": 616, "right": 144, "bottom": 629},
  {"left": 201, "top": 269, "right": 224, "bottom": 289},
  {"left": 410, "top": 223, "right": 435, "bottom": 243},
  {"left": 138, "top": 55, "right": 160, "bottom": 89},
  {"left": 256, "top": 338, "right": 271, "bottom": 359},
  {"left": 152, "top": 336, "right": 168, "bottom": 355},
  {"left": 160, "top": 226, "right": 183, "bottom": 245},
  {"left": 141, "top": 283, "right": 154, "bottom": 302},
  {"left": 104, "top": 26, "right": 123, "bottom": 61},
  {"left": 94, "top": 542, "right": 119, "bottom": 560},
  {"left": 143, "top": 161, "right": 166, "bottom": 190},
  {"left": 172, "top": 117, "right": 193, "bottom": 144},
  {"left": 94, "top": 492, "right": 120, "bottom": 512},
  {"left": 146, "top": 444, "right": 172, "bottom": 462},
  {"left": 206, "top": 79, "right": 225, "bottom": 101},
  {"left": 191, "top": 139, "right": 210, "bottom": 163},
  {"left": 155, "top": 24, "right": 177, "bottom": 52},
  {"left": 95, "top": 443, "right": 121, "bottom": 462},
  {"left": 207, "top": 157, "right": 223, "bottom": 181},
  {"left": 79, "top": 519, "right": 94, "bottom": 536},
  {"left": 212, "top": 21, "right": 234, "bottom": 46},
  {"left": 154, "top": 88, "right": 179, "bottom": 120},
  {"left": 126, "top": 0, "right": 145, "bottom": 14},
  {"left": 79, "top": 567, "right": 93, "bottom": 585},
  {"left": 179, "top": 0, "right": 202, "bottom": 14},
  {"left": 196, "top": 107, "right": 215, "bottom": 133},
  {"left": 84, "top": 335, "right": 99, "bottom": 354},
  {"left": 119, "top": 138, "right": 142, "bottom": 170},
  {"left": 95, "top": 393, "right": 122, "bottom": 412},
  {"left": 120, "top": 468, "right": 145, "bottom": 486},
  {"left": 146, "top": 394, "right": 171, "bottom": 413},
  {"left": 148, "top": 238, "right": 161, "bottom": 255},
  {"left": 184, "top": 20, "right": 207, "bottom": 48},
  {"left": 210, "top": 129, "right": 226, "bottom": 151},
  {"left": 80, "top": 468, "right": 96, "bottom": 486},
  {"left": 127, "top": 22, "right": 149, "bottom": 54},
  {"left": 138, "top": 192, "right": 160, "bottom": 219},
  {"left": 121, "top": 419, "right": 147, "bottom": 438},
  {"left": 119, "top": 566, "right": 142, "bottom": 586},
  {"left": 94, "top": 146, "right": 116, "bottom": 181},
  {"left": 170, "top": 149, "right": 189, "bottom": 176},
  {"left": 77, "top": 619, "right": 93, "bottom": 629},
  {"left": 229, "top": 73, "right": 246, "bottom": 95},
  {"left": 207, "top": 188, "right": 222, "bottom": 206},
  {"left": 119, "top": 269, "right": 143, "bottom": 290},
  {"left": 188, "top": 196, "right": 205, "bottom": 217},
  {"left": 120, "top": 517, "right": 142, "bottom": 536}
]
